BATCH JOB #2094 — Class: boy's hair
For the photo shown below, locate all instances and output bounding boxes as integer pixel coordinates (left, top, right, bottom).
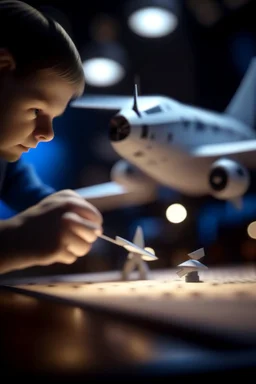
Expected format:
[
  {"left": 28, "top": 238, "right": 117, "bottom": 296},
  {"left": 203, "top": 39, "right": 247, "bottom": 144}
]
[{"left": 0, "top": 0, "right": 85, "bottom": 91}]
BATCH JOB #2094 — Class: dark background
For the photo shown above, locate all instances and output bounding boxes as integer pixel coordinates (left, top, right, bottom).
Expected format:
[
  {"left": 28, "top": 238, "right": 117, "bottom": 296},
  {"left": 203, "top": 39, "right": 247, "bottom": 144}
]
[{"left": 1, "top": 0, "right": 256, "bottom": 278}]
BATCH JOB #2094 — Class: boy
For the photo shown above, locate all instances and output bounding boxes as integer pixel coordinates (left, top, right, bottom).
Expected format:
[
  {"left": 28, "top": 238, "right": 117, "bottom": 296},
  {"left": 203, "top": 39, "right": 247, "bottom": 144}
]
[{"left": 0, "top": 1, "right": 103, "bottom": 274}]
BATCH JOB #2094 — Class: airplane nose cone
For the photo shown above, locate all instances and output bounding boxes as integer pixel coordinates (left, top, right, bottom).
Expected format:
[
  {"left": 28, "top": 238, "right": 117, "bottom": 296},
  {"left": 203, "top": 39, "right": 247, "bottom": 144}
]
[{"left": 109, "top": 115, "right": 130, "bottom": 142}]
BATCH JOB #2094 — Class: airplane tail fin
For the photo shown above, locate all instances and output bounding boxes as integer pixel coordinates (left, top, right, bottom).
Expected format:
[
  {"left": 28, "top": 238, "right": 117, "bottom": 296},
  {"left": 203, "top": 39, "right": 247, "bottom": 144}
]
[{"left": 224, "top": 57, "right": 256, "bottom": 128}]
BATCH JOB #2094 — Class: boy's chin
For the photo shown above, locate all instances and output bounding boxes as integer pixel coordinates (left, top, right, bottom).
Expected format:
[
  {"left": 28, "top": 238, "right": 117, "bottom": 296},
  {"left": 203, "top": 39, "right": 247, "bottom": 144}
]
[{"left": 0, "top": 149, "right": 21, "bottom": 162}]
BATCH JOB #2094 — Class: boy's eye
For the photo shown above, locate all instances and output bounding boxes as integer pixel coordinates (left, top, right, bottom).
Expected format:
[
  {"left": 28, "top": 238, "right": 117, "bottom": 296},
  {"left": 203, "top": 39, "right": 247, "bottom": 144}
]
[{"left": 34, "top": 109, "right": 40, "bottom": 116}]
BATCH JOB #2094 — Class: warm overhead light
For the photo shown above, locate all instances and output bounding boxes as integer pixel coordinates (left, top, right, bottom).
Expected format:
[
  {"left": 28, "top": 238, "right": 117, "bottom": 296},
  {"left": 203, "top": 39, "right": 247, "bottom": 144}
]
[
  {"left": 247, "top": 221, "right": 256, "bottom": 239},
  {"left": 126, "top": 0, "right": 179, "bottom": 38},
  {"left": 81, "top": 42, "right": 129, "bottom": 87},
  {"left": 128, "top": 7, "right": 177, "bottom": 38},
  {"left": 166, "top": 203, "right": 187, "bottom": 223},
  {"left": 83, "top": 58, "right": 125, "bottom": 87}
]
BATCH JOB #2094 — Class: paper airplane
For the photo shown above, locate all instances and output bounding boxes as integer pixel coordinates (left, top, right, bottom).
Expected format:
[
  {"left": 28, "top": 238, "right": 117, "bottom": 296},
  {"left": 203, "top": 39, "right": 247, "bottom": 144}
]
[
  {"left": 122, "top": 226, "right": 152, "bottom": 280},
  {"left": 176, "top": 247, "right": 208, "bottom": 281},
  {"left": 187, "top": 247, "right": 205, "bottom": 260},
  {"left": 98, "top": 233, "right": 157, "bottom": 261},
  {"left": 176, "top": 259, "right": 208, "bottom": 278}
]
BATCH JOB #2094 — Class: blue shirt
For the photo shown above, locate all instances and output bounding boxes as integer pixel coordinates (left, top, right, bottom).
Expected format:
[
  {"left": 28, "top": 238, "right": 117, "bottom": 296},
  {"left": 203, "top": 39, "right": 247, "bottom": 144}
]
[{"left": 0, "top": 157, "right": 55, "bottom": 213}]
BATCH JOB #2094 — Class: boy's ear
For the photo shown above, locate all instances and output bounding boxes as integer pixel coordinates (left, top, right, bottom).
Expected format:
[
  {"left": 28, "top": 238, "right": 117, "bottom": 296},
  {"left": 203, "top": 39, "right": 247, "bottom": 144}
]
[{"left": 0, "top": 48, "right": 16, "bottom": 72}]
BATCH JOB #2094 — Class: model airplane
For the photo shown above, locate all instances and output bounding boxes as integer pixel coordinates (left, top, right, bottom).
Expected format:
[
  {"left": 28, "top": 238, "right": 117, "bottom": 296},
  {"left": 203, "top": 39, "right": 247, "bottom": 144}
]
[{"left": 73, "top": 57, "right": 256, "bottom": 210}]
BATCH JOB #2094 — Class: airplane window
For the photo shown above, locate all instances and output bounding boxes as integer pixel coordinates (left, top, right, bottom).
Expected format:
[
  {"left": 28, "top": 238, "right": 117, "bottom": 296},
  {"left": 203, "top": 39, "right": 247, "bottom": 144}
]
[
  {"left": 182, "top": 120, "right": 190, "bottom": 128},
  {"left": 145, "top": 106, "right": 162, "bottom": 114},
  {"left": 195, "top": 121, "right": 205, "bottom": 130},
  {"left": 141, "top": 125, "right": 149, "bottom": 138}
]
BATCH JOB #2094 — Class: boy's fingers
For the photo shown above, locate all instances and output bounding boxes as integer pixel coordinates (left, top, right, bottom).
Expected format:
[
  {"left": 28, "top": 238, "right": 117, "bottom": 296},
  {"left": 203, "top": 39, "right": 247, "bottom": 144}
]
[
  {"left": 63, "top": 231, "right": 93, "bottom": 257},
  {"left": 64, "top": 200, "right": 103, "bottom": 225},
  {"left": 57, "top": 249, "right": 79, "bottom": 264},
  {"left": 62, "top": 211, "right": 102, "bottom": 239}
]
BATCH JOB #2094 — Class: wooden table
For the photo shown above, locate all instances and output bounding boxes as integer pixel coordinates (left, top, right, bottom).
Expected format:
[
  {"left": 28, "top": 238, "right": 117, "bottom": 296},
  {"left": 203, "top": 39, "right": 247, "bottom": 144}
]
[{"left": 1, "top": 266, "right": 256, "bottom": 380}]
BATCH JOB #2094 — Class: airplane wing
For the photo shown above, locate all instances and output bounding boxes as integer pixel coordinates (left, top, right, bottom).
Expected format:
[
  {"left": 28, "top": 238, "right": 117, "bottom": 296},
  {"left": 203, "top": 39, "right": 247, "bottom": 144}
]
[
  {"left": 115, "top": 236, "right": 157, "bottom": 260},
  {"left": 71, "top": 94, "right": 164, "bottom": 112},
  {"left": 191, "top": 140, "right": 256, "bottom": 168},
  {"left": 98, "top": 233, "right": 157, "bottom": 260},
  {"left": 74, "top": 181, "right": 158, "bottom": 211},
  {"left": 71, "top": 95, "right": 133, "bottom": 110}
]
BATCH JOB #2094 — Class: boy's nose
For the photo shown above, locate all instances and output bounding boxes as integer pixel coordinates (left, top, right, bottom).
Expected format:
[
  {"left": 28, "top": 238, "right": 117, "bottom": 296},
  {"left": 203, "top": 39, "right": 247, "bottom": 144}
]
[{"left": 34, "top": 118, "right": 54, "bottom": 142}]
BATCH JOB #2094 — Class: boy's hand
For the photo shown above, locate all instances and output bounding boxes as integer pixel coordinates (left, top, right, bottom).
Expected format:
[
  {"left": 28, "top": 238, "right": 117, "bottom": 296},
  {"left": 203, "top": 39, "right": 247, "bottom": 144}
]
[{"left": 0, "top": 190, "right": 103, "bottom": 272}]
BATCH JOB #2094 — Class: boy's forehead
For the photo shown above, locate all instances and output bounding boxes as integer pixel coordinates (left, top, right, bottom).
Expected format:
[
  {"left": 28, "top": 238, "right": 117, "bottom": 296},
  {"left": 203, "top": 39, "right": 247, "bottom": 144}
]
[{"left": 24, "top": 69, "right": 83, "bottom": 104}]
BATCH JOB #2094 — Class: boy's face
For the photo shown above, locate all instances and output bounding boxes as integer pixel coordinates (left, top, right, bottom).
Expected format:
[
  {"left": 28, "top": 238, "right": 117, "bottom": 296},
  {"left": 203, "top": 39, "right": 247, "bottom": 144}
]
[{"left": 0, "top": 68, "right": 84, "bottom": 162}]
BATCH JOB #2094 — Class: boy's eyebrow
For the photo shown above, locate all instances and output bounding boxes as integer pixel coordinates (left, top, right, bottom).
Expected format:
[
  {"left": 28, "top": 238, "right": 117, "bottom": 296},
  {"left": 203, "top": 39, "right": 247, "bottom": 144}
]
[
  {"left": 27, "top": 89, "right": 47, "bottom": 102},
  {"left": 28, "top": 85, "right": 81, "bottom": 116},
  {"left": 28, "top": 89, "right": 68, "bottom": 115},
  {"left": 26, "top": 89, "right": 52, "bottom": 107}
]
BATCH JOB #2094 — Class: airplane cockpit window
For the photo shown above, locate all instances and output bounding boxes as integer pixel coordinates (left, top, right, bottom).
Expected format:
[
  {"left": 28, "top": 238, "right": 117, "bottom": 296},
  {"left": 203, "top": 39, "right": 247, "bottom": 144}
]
[{"left": 145, "top": 105, "right": 162, "bottom": 114}]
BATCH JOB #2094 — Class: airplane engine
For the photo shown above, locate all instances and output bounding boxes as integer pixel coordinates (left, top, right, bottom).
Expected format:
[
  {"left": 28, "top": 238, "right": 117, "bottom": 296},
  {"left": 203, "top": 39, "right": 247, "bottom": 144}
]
[
  {"left": 208, "top": 158, "right": 250, "bottom": 200},
  {"left": 110, "top": 159, "right": 155, "bottom": 190}
]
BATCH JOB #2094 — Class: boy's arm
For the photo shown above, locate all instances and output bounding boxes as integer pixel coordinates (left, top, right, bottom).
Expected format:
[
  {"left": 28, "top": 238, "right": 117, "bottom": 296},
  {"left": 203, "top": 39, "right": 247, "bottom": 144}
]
[{"left": 1, "top": 158, "right": 56, "bottom": 212}]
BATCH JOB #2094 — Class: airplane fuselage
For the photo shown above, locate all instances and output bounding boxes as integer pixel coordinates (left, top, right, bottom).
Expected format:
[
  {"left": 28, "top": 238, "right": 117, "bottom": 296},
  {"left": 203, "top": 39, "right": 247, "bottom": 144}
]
[{"left": 110, "top": 96, "right": 255, "bottom": 196}]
